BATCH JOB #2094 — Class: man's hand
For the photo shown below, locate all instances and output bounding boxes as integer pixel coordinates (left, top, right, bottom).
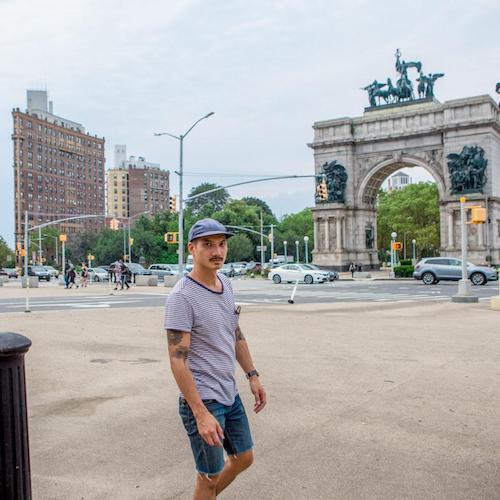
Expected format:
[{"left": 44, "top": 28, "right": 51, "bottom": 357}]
[
  {"left": 250, "top": 378, "right": 267, "bottom": 413},
  {"left": 195, "top": 410, "right": 224, "bottom": 447}
]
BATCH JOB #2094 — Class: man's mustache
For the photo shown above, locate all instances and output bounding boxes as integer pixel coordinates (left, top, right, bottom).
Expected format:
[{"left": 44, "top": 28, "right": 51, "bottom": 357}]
[{"left": 210, "top": 258, "right": 223, "bottom": 262}]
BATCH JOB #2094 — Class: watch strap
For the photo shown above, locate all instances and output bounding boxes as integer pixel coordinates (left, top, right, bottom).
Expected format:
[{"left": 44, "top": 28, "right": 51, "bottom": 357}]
[{"left": 246, "top": 369, "right": 259, "bottom": 379}]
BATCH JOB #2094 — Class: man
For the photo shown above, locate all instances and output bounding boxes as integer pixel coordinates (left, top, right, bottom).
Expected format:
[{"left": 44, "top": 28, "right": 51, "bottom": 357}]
[{"left": 164, "top": 218, "right": 266, "bottom": 499}]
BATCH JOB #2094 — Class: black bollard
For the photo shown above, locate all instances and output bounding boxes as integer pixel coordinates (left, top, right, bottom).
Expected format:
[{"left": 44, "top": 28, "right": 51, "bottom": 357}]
[{"left": 0, "top": 332, "right": 32, "bottom": 500}]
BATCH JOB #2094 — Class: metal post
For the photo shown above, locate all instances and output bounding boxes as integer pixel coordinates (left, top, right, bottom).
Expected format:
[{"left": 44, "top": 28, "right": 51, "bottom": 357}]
[
  {"left": 0, "top": 332, "right": 32, "bottom": 500},
  {"left": 37, "top": 227, "right": 42, "bottom": 265},
  {"left": 260, "top": 210, "right": 264, "bottom": 268},
  {"left": 270, "top": 224, "right": 274, "bottom": 265},
  {"left": 284, "top": 241, "right": 288, "bottom": 263},
  {"left": 54, "top": 237, "right": 58, "bottom": 267},
  {"left": 61, "top": 241, "right": 66, "bottom": 279},
  {"left": 452, "top": 197, "right": 477, "bottom": 302},
  {"left": 178, "top": 136, "right": 184, "bottom": 277},
  {"left": 295, "top": 240, "right": 299, "bottom": 263},
  {"left": 128, "top": 217, "right": 131, "bottom": 263},
  {"left": 304, "top": 236, "right": 309, "bottom": 264},
  {"left": 123, "top": 227, "right": 126, "bottom": 261},
  {"left": 23, "top": 212, "right": 30, "bottom": 313},
  {"left": 390, "top": 231, "right": 397, "bottom": 279},
  {"left": 403, "top": 232, "right": 406, "bottom": 260}
]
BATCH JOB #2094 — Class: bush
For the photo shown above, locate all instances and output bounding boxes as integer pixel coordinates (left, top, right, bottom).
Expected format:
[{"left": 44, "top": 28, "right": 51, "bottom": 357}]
[
  {"left": 400, "top": 259, "right": 413, "bottom": 266},
  {"left": 394, "top": 265, "right": 414, "bottom": 278}
]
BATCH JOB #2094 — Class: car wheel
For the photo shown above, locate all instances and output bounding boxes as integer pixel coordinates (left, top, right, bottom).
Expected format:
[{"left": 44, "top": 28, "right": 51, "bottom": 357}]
[
  {"left": 304, "top": 274, "right": 314, "bottom": 285},
  {"left": 95, "top": 276, "right": 100, "bottom": 282},
  {"left": 422, "top": 272, "right": 436, "bottom": 285},
  {"left": 272, "top": 274, "right": 282, "bottom": 284},
  {"left": 470, "top": 272, "right": 486, "bottom": 286}
]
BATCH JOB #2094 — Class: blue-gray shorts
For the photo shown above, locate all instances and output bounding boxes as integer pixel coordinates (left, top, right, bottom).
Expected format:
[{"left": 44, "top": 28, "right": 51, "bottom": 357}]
[{"left": 179, "top": 394, "right": 254, "bottom": 476}]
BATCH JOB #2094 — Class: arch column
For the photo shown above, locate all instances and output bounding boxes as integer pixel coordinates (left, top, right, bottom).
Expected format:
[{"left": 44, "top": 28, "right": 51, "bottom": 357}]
[
  {"left": 336, "top": 217, "right": 342, "bottom": 251},
  {"left": 324, "top": 217, "right": 330, "bottom": 251}
]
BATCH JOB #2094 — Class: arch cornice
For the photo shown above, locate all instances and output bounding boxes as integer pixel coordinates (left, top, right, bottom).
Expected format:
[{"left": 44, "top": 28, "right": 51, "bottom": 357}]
[{"left": 356, "top": 154, "right": 446, "bottom": 207}]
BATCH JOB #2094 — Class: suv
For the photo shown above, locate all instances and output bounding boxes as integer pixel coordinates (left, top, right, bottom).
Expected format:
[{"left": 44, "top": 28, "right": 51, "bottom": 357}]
[{"left": 413, "top": 257, "right": 498, "bottom": 285}]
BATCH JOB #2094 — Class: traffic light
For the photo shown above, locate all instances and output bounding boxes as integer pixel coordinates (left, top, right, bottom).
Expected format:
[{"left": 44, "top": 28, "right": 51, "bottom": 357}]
[
  {"left": 169, "top": 196, "right": 177, "bottom": 213},
  {"left": 316, "top": 180, "right": 328, "bottom": 201},
  {"left": 164, "top": 232, "right": 179, "bottom": 244},
  {"left": 470, "top": 206, "right": 487, "bottom": 224},
  {"left": 392, "top": 242, "right": 402, "bottom": 251},
  {"left": 110, "top": 218, "right": 120, "bottom": 230}
]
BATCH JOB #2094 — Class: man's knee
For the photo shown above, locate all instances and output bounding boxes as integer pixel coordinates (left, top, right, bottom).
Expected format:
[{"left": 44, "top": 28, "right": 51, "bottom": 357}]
[
  {"left": 231, "top": 450, "right": 253, "bottom": 471},
  {"left": 197, "top": 472, "right": 220, "bottom": 490}
]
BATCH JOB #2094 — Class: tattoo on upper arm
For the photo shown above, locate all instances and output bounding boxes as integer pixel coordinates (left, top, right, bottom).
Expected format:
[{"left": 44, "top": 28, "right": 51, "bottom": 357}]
[
  {"left": 167, "top": 329, "right": 184, "bottom": 346},
  {"left": 174, "top": 346, "right": 189, "bottom": 361},
  {"left": 235, "top": 325, "right": 245, "bottom": 341}
]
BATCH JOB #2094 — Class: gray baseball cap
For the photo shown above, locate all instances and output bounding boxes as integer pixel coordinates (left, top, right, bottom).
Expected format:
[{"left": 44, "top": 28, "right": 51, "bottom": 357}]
[{"left": 188, "top": 218, "right": 233, "bottom": 242}]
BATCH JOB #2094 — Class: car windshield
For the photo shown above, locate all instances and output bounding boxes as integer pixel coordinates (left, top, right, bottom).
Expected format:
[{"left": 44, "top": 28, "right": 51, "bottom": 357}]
[
  {"left": 31, "top": 266, "right": 46, "bottom": 271},
  {"left": 168, "top": 264, "right": 179, "bottom": 270},
  {"left": 44, "top": 266, "right": 55, "bottom": 271},
  {"left": 95, "top": 267, "right": 108, "bottom": 272}
]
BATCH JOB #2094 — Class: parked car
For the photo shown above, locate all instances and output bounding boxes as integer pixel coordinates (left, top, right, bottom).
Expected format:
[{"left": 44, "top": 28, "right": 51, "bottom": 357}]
[
  {"left": 43, "top": 265, "right": 59, "bottom": 279},
  {"left": 24, "top": 265, "right": 51, "bottom": 281},
  {"left": 2, "top": 268, "right": 18, "bottom": 278},
  {"left": 413, "top": 257, "right": 499, "bottom": 285},
  {"left": 302, "top": 264, "right": 338, "bottom": 281},
  {"left": 0, "top": 268, "right": 8, "bottom": 278},
  {"left": 125, "top": 263, "right": 152, "bottom": 283},
  {"left": 268, "top": 264, "right": 327, "bottom": 284},
  {"left": 88, "top": 266, "right": 109, "bottom": 282},
  {"left": 149, "top": 263, "right": 180, "bottom": 279}
]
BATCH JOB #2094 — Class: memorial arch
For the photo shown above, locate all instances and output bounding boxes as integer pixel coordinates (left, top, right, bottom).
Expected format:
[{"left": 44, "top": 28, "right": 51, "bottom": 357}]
[{"left": 310, "top": 95, "right": 500, "bottom": 270}]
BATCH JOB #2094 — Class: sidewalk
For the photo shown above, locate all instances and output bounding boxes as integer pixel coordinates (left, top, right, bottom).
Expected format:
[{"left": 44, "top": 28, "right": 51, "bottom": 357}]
[{"left": 2, "top": 299, "right": 499, "bottom": 499}]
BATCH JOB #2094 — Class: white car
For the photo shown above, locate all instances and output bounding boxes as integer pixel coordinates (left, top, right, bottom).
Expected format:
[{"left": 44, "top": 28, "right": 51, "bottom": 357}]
[
  {"left": 88, "top": 267, "right": 109, "bottom": 282},
  {"left": 268, "top": 264, "right": 327, "bottom": 285}
]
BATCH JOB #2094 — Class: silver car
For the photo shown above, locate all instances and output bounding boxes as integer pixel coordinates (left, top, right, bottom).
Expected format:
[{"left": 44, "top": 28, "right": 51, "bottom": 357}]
[
  {"left": 149, "top": 263, "right": 179, "bottom": 279},
  {"left": 413, "top": 257, "right": 498, "bottom": 285}
]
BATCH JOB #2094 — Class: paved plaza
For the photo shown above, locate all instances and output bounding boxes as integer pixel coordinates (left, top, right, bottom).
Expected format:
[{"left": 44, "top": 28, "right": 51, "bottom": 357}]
[{"left": 1, "top": 288, "right": 499, "bottom": 499}]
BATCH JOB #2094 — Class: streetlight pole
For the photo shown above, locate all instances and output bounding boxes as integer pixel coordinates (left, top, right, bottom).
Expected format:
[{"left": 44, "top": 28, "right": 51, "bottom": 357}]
[
  {"left": 270, "top": 224, "right": 274, "bottom": 265},
  {"left": 38, "top": 227, "right": 43, "bottom": 265},
  {"left": 260, "top": 210, "right": 264, "bottom": 268},
  {"left": 390, "top": 231, "right": 397, "bottom": 278},
  {"left": 412, "top": 239, "right": 416, "bottom": 265},
  {"left": 155, "top": 112, "right": 214, "bottom": 278},
  {"left": 283, "top": 241, "right": 288, "bottom": 263},
  {"left": 304, "top": 236, "right": 309, "bottom": 264},
  {"left": 452, "top": 196, "right": 477, "bottom": 302},
  {"left": 295, "top": 240, "right": 300, "bottom": 263}
]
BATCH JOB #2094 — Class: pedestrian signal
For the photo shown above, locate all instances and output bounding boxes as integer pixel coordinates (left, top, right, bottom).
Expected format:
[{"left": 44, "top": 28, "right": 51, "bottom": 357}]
[
  {"left": 59, "top": 234, "right": 67, "bottom": 242},
  {"left": 164, "top": 232, "right": 179, "bottom": 244},
  {"left": 169, "top": 196, "right": 177, "bottom": 213},
  {"left": 110, "top": 218, "right": 120, "bottom": 230},
  {"left": 392, "top": 242, "right": 402, "bottom": 251},
  {"left": 469, "top": 206, "right": 486, "bottom": 224},
  {"left": 316, "top": 180, "right": 328, "bottom": 201}
]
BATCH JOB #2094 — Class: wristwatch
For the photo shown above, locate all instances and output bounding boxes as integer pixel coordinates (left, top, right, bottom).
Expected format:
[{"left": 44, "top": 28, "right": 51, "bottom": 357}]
[{"left": 246, "top": 369, "right": 259, "bottom": 379}]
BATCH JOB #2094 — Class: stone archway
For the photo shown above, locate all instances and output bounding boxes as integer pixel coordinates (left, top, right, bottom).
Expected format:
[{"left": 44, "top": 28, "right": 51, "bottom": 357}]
[{"left": 309, "top": 95, "right": 500, "bottom": 270}]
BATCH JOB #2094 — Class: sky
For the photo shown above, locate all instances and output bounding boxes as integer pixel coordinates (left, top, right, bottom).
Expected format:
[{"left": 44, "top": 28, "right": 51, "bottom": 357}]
[{"left": 1, "top": 0, "right": 499, "bottom": 246}]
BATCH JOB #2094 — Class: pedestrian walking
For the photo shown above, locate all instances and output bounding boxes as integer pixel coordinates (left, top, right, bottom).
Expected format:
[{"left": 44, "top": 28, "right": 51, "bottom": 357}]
[
  {"left": 81, "top": 263, "right": 89, "bottom": 288},
  {"left": 120, "top": 262, "right": 130, "bottom": 290},
  {"left": 113, "top": 260, "right": 122, "bottom": 291},
  {"left": 64, "top": 263, "right": 71, "bottom": 289},
  {"left": 164, "top": 218, "right": 266, "bottom": 499},
  {"left": 349, "top": 262, "right": 356, "bottom": 278},
  {"left": 68, "top": 265, "right": 78, "bottom": 289}
]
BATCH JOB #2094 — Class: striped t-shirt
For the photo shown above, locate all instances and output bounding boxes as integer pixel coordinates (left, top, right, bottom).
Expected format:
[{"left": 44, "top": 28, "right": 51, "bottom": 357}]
[{"left": 164, "top": 273, "right": 239, "bottom": 406}]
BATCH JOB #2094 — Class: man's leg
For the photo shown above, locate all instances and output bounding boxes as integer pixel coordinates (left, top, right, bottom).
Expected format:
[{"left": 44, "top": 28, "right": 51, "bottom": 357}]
[
  {"left": 194, "top": 473, "right": 220, "bottom": 500},
  {"left": 215, "top": 450, "right": 253, "bottom": 495}
]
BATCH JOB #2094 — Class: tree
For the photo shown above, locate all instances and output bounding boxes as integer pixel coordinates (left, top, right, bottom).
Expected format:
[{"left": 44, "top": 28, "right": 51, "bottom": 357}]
[
  {"left": 241, "top": 197, "right": 273, "bottom": 216},
  {"left": 0, "top": 236, "right": 15, "bottom": 267},
  {"left": 275, "top": 208, "right": 314, "bottom": 262},
  {"left": 66, "top": 230, "right": 98, "bottom": 265},
  {"left": 185, "top": 182, "right": 230, "bottom": 218},
  {"left": 377, "top": 183, "right": 440, "bottom": 259},
  {"left": 226, "top": 234, "right": 254, "bottom": 262}
]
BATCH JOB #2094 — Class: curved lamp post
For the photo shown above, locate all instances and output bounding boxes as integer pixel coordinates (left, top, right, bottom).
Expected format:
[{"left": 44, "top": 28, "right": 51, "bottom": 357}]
[
  {"left": 390, "top": 231, "right": 397, "bottom": 278},
  {"left": 155, "top": 112, "right": 214, "bottom": 278}
]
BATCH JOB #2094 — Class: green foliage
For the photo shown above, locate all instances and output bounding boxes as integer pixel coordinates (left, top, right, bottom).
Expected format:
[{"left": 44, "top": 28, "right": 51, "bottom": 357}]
[
  {"left": 400, "top": 259, "right": 413, "bottom": 266},
  {"left": 185, "top": 182, "right": 230, "bottom": 218},
  {"left": 0, "top": 236, "right": 15, "bottom": 267},
  {"left": 241, "top": 197, "right": 273, "bottom": 216},
  {"left": 226, "top": 234, "right": 254, "bottom": 262},
  {"left": 66, "top": 230, "right": 98, "bottom": 265},
  {"left": 275, "top": 208, "right": 313, "bottom": 262},
  {"left": 394, "top": 265, "right": 414, "bottom": 277},
  {"left": 377, "top": 183, "right": 440, "bottom": 259}
]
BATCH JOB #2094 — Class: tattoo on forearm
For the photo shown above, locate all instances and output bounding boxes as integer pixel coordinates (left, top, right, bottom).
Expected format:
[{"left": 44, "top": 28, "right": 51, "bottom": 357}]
[
  {"left": 167, "top": 329, "right": 183, "bottom": 346},
  {"left": 174, "top": 346, "right": 189, "bottom": 361},
  {"left": 235, "top": 326, "right": 245, "bottom": 341}
]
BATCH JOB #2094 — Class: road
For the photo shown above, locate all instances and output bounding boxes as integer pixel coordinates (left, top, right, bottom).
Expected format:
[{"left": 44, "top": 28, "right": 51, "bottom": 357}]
[{"left": 0, "top": 278, "right": 498, "bottom": 313}]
